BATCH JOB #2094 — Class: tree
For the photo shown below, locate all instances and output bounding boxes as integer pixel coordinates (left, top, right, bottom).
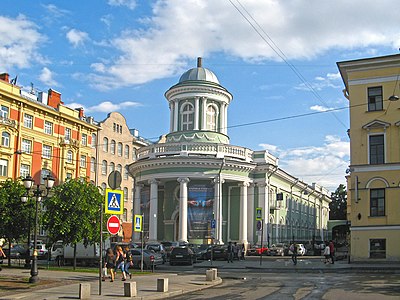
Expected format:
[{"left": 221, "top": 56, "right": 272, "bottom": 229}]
[
  {"left": 42, "top": 178, "right": 104, "bottom": 269},
  {"left": 0, "top": 178, "right": 33, "bottom": 266},
  {"left": 329, "top": 184, "right": 347, "bottom": 220}
]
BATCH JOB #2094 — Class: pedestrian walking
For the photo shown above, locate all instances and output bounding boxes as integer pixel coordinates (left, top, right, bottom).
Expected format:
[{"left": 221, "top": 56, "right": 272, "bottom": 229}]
[
  {"left": 105, "top": 248, "right": 115, "bottom": 282},
  {"left": 227, "top": 241, "right": 234, "bottom": 263},
  {"left": 0, "top": 246, "right": 6, "bottom": 271},
  {"left": 233, "top": 242, "right": 239, "bottom": 260},
  {"left": 124, "top": 246, "right": 133, "bottom": 279},
  {"left": 241, "top": 244, "right": 246, "bottom": 260},
  {"left": 115, "top": 246, "right": 127, "bottom": 281},
  {"left": 323, "top": 242, "right": 330, "bottom": 264},
  {"left": 290, "top": 243, "right": 297, "bottom": 265},
  {"left": 329, "top": 240, "right": 335, "bottom": 264}
]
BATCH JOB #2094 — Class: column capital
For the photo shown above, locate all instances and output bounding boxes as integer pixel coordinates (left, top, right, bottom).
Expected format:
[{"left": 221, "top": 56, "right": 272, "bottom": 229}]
[
  {"left": 177, "top": 177, "right": 190, "bottom": 184},
  {"left": 255, "top": 182, "right": 267, "bottom": 188},
  {"left": 213, "top": 177, "right": 225, "bottom": 184},
  {"left": 135, "top": 183, "right": 144, "bottom": 189},
  {"left": 149, "top": 179, "right": 159, "bottom": 185},
  {"left": 238, "top": 181, "right": 250, "bottom": 188}
]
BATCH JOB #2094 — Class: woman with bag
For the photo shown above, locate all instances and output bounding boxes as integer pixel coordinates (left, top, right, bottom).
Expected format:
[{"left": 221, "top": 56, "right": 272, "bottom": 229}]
[{"left": 115, "top": 246, "right": 127, "bottom": 281}]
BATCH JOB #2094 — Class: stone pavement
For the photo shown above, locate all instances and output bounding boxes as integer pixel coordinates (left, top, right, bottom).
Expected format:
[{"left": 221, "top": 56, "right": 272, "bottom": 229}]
[{"left": 1, "top": 256, "right": 399, "bottom": 299}]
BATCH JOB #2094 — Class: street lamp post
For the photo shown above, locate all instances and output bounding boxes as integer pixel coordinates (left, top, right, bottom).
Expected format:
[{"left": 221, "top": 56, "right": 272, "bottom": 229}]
[{"left": 22, "top": 175, "right": 55, "bottom": 284}]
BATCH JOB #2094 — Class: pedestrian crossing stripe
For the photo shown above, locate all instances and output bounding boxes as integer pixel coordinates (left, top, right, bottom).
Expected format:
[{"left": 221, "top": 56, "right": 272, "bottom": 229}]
[{"left": 105, "top": 189, "right": 123, "bottom": 215}]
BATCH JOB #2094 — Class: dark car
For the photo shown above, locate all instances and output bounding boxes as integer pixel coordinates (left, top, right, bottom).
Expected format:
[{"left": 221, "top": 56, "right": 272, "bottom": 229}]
[
  {"left": 169, "top": 246, "right": 196, "bottom": 266},
  {"left": 161, "top": 241, "right": 180, "bottom": 259},
  {"left": 192, "top": 244, "right": 211, "bottom": 260},
  {"left": 205, "top": 245, "right": 229, "bottom": 260},
  {"left": 3, "top": 245, "right": 28, "bottom": 259}
]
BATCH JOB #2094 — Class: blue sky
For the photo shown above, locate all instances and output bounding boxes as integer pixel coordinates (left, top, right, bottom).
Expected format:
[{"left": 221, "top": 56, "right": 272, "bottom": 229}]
[{"left": 2, "top": 1, "right": 399, "bottom": 192}]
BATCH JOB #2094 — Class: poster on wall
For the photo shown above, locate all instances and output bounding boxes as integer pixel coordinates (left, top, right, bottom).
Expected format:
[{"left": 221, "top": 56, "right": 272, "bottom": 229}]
[{"left": 187, "top": 184, "right": 214, "bottom": 239}]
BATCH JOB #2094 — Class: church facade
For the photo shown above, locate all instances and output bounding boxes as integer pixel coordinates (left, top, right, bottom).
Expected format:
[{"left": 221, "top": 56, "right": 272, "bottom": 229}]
[{"left": 128, "top": 58, "right": 331, "bottom": 247}]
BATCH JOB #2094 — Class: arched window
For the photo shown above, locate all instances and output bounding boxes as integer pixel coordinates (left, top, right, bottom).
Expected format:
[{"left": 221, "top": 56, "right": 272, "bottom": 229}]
[
  {"left": 110, "top": 140, "right": 116, "bottom": 154},
  {"left": 117, "top": 164, "right": 122, "bottom": 173},
  {"left": 101, "top": 182, "right": 107, "bottom": 194},
  {"left": 206, "top": 105, "right": 217, "bottom": 131},
  {"left": 123, "top": 187, "right": 128, "bottom": 202},
  {"left": 123, "top": 208, "right": 128, "bottom": 222},
  {"left": 1, "top": 131, "right": 10, "bottom": 147},
  {"left": 67, "top": 150, "right": 73, "bottom": 163},
  {"left": 90, "top": 157, "right": 96, "bottom": 173},
  {"left": 124, "top": 145, "right": 129, "bottom": 159},
  {"left": 102, "top": 160, "right": 107, "bottom": 175},
  {"left": 103, "top": 137, "right": 108, "bottom": 152},
  {"left": 181, "top": 103, "right": 194, "bottom": 131},
  {"left": 117, "top": 142, "right": 123, "bottom": 156},
  {"left": 124, "top": 165, "right": 129, "bottom": 179},
  {"left": 91, "top": 133, "right": 96, "bottom": 148},
  {"left": 110, "top": 162, "right": 115, "bottom": 173}
]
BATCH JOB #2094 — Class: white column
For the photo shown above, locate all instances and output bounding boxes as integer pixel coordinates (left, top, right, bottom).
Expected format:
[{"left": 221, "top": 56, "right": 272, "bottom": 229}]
[
  {"left": 133, "top": 183, "right": 143, "bottom": 242},
  {"left": 247, "top": 183, "right": 255, "bottom": 244},
  {"left": 201, "top": 97, "right": 207, "bottom": 130},
  {"left": 220, "top": 103, "right": 225, "bottom": 134},
  {"left": 213, "top": 177, "right": 224, "bottom": 244},
  {"left": 173, "top": 99, "right": 179, "bottom": 131},
  {"left": 169, "top": 102, "right": 174, "bottom": 132},
  {"left": 264, "top": 184, "right": 270, "bottom": 244},
  {"left": 257, "top": 183, "right": 267, "bottom": 244},
  {"left": 239, "top": 182, "right": 249, "bottom": 244},
  {"left": 178, "top": 177, "right": 190, "bottom": 243},
  {"left": 194, "top": 97, "right": 199, "bottom": 130},
  {"left": 149, "top": 179, "right": 158, "bottom": 242},
  {"left": 223, "top": 103, "right": 228, "bottom": 135}
]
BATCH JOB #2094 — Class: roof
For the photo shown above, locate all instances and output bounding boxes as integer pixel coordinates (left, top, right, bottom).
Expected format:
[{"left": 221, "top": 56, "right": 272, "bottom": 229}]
[{"left": 178, "top": 67, "right": 220, "bottom": 84}]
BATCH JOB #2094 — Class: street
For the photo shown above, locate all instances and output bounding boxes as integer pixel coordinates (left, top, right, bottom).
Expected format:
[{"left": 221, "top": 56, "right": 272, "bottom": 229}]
[{"left": 169, "top": 271, "right": 400, "bottom": 300}]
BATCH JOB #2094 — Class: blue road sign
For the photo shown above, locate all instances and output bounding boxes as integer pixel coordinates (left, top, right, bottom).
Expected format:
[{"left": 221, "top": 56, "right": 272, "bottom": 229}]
[
  {"left": 211, "top": 219, "right": 216, "bottom": 229},
  {"left": 105, "top": 189, "right": 123, "bottom": 215}
]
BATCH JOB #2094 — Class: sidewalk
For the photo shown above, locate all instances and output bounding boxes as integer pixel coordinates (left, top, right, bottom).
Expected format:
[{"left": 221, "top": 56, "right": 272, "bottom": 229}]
[{"left": 0, "top": 268, "right": 221, "bottom": 300}]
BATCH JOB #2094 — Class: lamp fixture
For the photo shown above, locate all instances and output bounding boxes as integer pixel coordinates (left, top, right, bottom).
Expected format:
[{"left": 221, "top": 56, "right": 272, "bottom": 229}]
[{"left": 388, "top": 95, "right": 399, "bottom": 101}]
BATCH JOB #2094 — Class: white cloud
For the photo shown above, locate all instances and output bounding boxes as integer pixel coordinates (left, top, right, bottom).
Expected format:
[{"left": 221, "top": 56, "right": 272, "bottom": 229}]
[
  {"left": 89, "top": 0, "right": 400, "bottom": 89},
  {"left": 259, "top": 135, "right": 350, "bottom": 191},
  {"left": 310, "top": 105, "right": 333, "bottom": 112},
  {"left": 108, "top": 0, "right": 136, "bottom": 10},
  {"left": 67, "top": 100, "right": 141, "bottom": 113},
  {"left": 66, "top": 29, "right": 89, "bottom": 48},
  {"left": 39, "top": 67, "right": 58, "bottom": 87},
  {"left": 100, "top": 14, "right": 113, "bottom": 28},
  {"left": 0, "top": 15, "right": 45, "bottom": 70},
  {"left": 296, "top": 72, "right": 342, "bottom": 91}
]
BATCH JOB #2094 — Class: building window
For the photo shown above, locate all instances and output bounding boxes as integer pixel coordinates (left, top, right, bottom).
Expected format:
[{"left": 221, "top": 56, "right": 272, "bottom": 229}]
[
  {"left": 66, "top": 173, "right": 72, "bottom": 180},
  {"left": 20, "top": 164, "right": 30, "bottom": 178},
  {"left": 65, "top": 128, "right": 71, "bottom": 141},
  {"left": 0, "top": 105, "right": 9, "bottom": 119},
  {"left": 124, "top": 187, "right": 128, "bottom": 202},
  {"left": 22, "top": 139, "right": 32, "bottom": 154},
  {"left": 40, "top": 169, "right": 51, "bottom": 184},
  {"left": 368, "top": 86, "right": 383, "bottom": 111},
  {"left": 117, "top": 142, "right": 122, "bottom": 156},
  {"left": 369, "top": 239, "right": 386, "bottom": 259},
  {"left": 82, "top": 133, "right": 87, "bottom": 146},
  {"left": 206, "top": 105, "right": 217, "bottom": 131},
  {"left": 110, "top": 140, "right": 116, "bottom": 154},
  {"left": 110, "top": 162, "right": 115, "bottom": 173},
  {"left": 80, "top": 155, "right": 86, "bottom": 168},
  {"left": 42, "top": 145, "right": 52, "bottom": 159},
  {"left": 103, "top": 137, "right": 108, "bottom": 152},
  {"left": 24, "top": 114, "right": 33, "bottom": 128},
  {"left": 370, "top": 188, "right": 385, "bottom": 216},
  {"left": 44, "top": 121, "right": 53, "bottom": 135},
  {"left": 102, "top": 160, "right": 107, "bottom": 175},
  {"left": 124, "top": 165, "right": 129, "bottom": 179},
  {"left": 117, "top": 164, "right": 122, "bottom": 173},
  {"left": 123, "top": 208, "right": 128, "bottom": 221},
  {"left": 66, "top": 150, "right": 73, "bottom": 163},
  {"left": 1, "top": 131, "right": 10, "bottom": 147},
  {"left": 181, "top": 103, "right": 194, "bottom": 131},
  {"left": 91, "top": 133, "right": 96, "bottom": 148},
  {"left": 91, "top": 157, "right": 96, "bottom": 173},
  {"left": 0, "top": 159, "right": 8, "bottom": 176},
  {"left": 369, "top": 134, "right": 384, "bottom": 164},
  {"left": 124, "top": 145, "right": 129, "bottom": 159}
]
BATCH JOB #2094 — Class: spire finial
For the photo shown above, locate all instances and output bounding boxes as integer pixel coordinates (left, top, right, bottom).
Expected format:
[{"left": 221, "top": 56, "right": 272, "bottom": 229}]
[{"left": 197, "top": 57, "right": 202, "bottom": 68}]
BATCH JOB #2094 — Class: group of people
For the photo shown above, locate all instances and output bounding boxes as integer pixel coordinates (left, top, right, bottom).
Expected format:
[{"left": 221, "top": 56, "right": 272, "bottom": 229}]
[
  {"left": 323, "top": 240, "right": 335, "bottom": 264},
  {"left": 103, "top": 245, "right": 133, "bottom": 282},
  {"left": 227, "top": 241, "right": 246, "bottom": 263}
]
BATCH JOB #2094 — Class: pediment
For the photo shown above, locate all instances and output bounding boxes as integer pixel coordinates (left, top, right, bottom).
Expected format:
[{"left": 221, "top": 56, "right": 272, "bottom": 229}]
[{"left": 362, "top": 119, "right": 390, "bottom": 130}]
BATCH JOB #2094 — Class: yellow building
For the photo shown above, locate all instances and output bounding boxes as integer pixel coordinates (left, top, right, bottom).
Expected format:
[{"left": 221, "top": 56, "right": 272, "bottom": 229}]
[
  {"left": 338, "top": 54, "right": 400, "bottom": 261},
  {"left": 0, "top": 72, "right": 98, "bottom": 187}
]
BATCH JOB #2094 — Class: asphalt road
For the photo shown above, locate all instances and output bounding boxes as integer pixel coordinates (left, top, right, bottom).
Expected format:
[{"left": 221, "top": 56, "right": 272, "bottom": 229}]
[{"left": 169, "top": 270, "right": 400, "bottom": 300}]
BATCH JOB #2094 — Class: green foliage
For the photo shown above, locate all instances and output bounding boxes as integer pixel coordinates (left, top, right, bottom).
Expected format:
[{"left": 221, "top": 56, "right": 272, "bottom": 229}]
[
  {"left": 0, "top": 178, "right": 33, "bottom": 264},
  {"left": 329, "top": 184, "right": 347, "bottom": 220},
  {"left": 42, "top": 179, "right": 104, "bottom": 247}
]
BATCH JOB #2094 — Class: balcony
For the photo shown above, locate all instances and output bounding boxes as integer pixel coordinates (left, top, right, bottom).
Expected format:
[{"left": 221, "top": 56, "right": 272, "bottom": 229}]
[
  {"left": 59, "top": 137, "right": 80, "bottom": 147},
  {"left": 136, "top": 142, "right": 253, "bottom": 162},
  {"left": 0, "top": 116, "right": 16, "bottom": 128}
]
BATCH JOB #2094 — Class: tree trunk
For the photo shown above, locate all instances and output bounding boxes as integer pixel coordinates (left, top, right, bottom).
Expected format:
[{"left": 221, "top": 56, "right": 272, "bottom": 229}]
[{"left": 73, "top": 243, "right": 77, "bottom": 270}]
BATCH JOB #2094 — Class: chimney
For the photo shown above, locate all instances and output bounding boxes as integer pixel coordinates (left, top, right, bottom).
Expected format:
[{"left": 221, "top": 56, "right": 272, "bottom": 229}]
[
  {"left": 0, "top": 73, "right": 10, "bottom": 82},
  {"left": 197, "top": 57, "right": 202, "bottom": 68},
  {"left": 78, "top": 108, "right": 84, "bottom": 119},
  {"left": 47, "top": 89, "right": 63, "bottom": 109}
]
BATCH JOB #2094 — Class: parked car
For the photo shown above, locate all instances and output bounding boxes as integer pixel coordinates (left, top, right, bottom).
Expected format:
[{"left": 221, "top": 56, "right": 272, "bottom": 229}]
[
  {"left": 247, "top": 244, "right": 269, "bottom": 256},
  {"left": 129, "top": 248, "right": 163, "bottom": 270},
  {"left": 160, "top": 241, "right": 180, "bottom": 258},
  {"left": 268, "top": 243, "right": 287, "bottom": 256},
  {"left": 191, "top": 244, "right": 211, "bottom": 260},
  {"left": 3, "top": 244, "right": 28, "bottom": 259},
  {"left": 204, "top": 245, "right": 229, "bottom": 260},
  {"left": 169, "top": 246, "right": 196, "bottom": 265},
  {"left": 145, "top": 243, "right": 166, "bottom": 263},
  {"left": 35, "top": 243, "right": 49, "bottom": 260},
  {"left": 289, "top": 243, "right": 307, "bottom": 256}
]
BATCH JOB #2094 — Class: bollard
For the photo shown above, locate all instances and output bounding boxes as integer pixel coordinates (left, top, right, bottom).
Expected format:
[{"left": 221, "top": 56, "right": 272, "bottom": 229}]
[
  {"left": 157, "top": 278, "right": 169, "bottom": 292},
  {"left": 206, "top": 268, "right": 218, "bottom": 281},
  {"left": 79, "top": 283, "right": 91, "bottom": 299},
  {"left": 124, "top": 282, "right": 137, "bottom": 297}
]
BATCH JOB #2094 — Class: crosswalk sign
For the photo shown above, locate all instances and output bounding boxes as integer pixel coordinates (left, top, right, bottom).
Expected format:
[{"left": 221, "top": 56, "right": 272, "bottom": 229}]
[
  {"left": 134, "top": 215, "right": 143, "bottom": 232},
  {"left": 105, "top": 189, "right": 124, "bottom": 215}
]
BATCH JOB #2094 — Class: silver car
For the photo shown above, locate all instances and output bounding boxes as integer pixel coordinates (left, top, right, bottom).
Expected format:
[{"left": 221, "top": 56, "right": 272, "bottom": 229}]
[{"left": 129, "top": 248, "right": 163, "bottom": 270}]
